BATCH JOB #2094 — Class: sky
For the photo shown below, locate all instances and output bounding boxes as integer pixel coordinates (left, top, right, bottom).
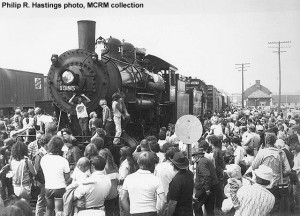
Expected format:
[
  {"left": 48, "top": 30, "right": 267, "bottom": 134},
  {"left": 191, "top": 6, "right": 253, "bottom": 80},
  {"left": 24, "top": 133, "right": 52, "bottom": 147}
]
[{"left": 0, "top": 0, "right": 300, "bottom": 95}]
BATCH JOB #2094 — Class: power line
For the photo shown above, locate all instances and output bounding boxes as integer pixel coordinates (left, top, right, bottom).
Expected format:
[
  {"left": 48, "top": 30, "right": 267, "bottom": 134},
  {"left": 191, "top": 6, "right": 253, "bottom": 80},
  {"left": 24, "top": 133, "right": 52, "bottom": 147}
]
[
  {"left": 235, "top": 63, "right": 250, "bottom": 108},
  {"left": 268, "top": 41, "right": 291, "bottom": 112}
]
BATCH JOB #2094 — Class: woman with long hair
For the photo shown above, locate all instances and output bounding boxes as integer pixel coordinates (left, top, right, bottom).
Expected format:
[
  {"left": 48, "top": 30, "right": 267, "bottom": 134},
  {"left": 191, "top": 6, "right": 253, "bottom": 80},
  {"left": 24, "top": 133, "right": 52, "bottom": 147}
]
[
  {"left": 118, "top": 146, "right": 138, "bottom": 216},
  {"left": 10, "top": 141, "right": 36, "bottom": 201},
  {"left": 63, "top": 136, "right": 82, "bottom": 172},
  {"left": 99, "top": 148, "right": 119, "bottom": 216},
  {"left": 119, "top": 146, "right": 138, "bottom": 180}
]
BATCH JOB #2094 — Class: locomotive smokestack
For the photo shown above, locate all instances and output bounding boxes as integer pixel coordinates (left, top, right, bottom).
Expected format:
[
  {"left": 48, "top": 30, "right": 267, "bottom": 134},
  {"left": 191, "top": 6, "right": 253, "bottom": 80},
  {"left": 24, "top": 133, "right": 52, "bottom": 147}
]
[{"left": 77, "top": 20, "right": 96, "bottom": 52}]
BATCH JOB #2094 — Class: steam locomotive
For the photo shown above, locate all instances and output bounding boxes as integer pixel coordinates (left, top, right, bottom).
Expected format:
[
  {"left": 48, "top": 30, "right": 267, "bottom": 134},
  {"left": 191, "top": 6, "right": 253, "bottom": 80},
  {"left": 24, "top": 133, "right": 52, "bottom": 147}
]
[{"left": 47, "top": 20, "right": 230, "bottom": 143}]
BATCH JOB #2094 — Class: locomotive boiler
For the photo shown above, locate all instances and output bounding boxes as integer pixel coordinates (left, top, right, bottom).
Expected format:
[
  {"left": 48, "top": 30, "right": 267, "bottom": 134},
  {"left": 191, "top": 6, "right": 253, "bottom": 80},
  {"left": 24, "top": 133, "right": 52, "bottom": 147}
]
[{"left": 47, "top": 20, "right": 174, "bottom": 142}]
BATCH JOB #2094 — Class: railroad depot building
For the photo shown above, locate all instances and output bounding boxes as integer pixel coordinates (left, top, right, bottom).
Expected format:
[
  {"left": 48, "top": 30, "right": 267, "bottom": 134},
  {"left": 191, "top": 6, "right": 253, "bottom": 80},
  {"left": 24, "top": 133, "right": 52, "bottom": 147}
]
[{"left": 244, "top": 80, "right": 272, "bottom": 107}]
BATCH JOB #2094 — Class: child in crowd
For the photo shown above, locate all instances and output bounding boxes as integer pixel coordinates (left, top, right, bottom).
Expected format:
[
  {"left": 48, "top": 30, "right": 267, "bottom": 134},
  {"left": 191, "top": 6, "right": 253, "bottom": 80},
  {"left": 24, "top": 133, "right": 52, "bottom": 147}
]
[
  {"left": 222, "top": 164, "right": 243, "bottom": 213},
  {"left": 89, "top": 111, "right": 98, "bottom": 135},
  {"left": 67, "top": 157, "right": 91, "bottom": 190}
]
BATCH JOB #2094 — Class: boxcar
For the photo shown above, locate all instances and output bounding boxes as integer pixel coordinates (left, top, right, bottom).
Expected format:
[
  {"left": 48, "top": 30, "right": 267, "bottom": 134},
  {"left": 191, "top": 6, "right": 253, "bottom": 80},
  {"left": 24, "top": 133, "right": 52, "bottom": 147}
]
[{"left": 0, "top": 68, "right": 45, "bottom": 116}]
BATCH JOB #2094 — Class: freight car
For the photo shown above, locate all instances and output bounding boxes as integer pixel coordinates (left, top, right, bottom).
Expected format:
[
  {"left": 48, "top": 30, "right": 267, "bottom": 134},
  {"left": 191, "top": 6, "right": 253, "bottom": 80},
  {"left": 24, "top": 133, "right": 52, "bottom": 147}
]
[
  {"left": 207, "top": 85, "right": 218, "bottom": 114},
  {"left": 0, "top": 68, "right": 46, "bottom": 117},
  {"left": 186, "top": 78, "right": 208, "bottom": 117}
]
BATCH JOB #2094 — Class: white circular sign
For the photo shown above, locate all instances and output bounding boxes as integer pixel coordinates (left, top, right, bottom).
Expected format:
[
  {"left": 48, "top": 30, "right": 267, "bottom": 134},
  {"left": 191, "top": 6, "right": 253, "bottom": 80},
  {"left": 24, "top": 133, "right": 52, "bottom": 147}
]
[{"left": 175, "top": 115, "right": 203, "bottom": 144}]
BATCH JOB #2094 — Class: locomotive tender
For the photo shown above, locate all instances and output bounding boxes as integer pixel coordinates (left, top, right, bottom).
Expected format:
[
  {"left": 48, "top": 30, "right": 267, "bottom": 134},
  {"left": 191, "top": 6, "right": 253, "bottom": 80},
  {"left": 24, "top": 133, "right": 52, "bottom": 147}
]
[{"left": 47, "top": 20, "right": 229, "bottom": 141}]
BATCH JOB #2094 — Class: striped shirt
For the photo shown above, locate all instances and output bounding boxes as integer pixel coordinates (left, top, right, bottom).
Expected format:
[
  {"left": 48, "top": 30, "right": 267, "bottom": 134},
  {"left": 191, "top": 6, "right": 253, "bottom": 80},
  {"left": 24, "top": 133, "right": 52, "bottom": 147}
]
[
  {"left": 28, "top": 140, "right": 39, "bottom": 160},
  {"left": 102, "top": 105, "right": 113, "bottom": 125},
  {"left": 235, "top": 184, "right": 275, "bottom": 216}
]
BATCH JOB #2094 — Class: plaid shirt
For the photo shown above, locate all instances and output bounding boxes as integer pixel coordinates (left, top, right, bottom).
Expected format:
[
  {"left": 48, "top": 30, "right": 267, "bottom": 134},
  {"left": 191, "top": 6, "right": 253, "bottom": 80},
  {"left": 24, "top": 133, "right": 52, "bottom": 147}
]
[{"left": 252, "top": 147, "right": 291, "bottom": 188}]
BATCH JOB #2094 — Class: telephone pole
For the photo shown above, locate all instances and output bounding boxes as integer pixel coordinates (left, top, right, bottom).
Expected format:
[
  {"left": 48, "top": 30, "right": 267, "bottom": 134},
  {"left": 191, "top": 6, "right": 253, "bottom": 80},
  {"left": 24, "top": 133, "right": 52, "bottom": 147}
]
[
  {"left": 268, "top": 41, "right": 291, "bottom": 112},
  {"left": 235, "top": 63, "right": 250, "bottom": 108}
]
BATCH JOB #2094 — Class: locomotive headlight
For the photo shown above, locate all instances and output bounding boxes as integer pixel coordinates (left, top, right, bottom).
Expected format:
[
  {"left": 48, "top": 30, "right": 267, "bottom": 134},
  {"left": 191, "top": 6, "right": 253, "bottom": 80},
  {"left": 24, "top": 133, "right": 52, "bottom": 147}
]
[{"left": 62, "top": 71, "right": 74, "bottom": 84}]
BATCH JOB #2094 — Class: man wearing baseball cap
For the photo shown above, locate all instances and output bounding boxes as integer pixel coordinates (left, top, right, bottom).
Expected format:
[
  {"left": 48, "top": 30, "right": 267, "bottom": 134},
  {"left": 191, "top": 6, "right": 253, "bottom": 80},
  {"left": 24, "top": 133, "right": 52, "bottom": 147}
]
[{"left": 234, "top": 165, "right": 275, "bottom": 216}]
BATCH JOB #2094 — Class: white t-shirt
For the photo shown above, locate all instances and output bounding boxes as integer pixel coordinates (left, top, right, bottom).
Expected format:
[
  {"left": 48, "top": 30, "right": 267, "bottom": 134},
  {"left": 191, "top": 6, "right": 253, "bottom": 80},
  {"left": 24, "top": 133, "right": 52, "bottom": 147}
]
[
  {"left": 154, "top": 161, "right": 176, "bottom": 196},
  {"left": 119, "top": 159, "right": 130, "bottom": 181},
  {"left": 234, "top": 146, "right": 245, "bottom": 165},
  {"left": 123, "top": 169, "right": 164, "bottom": 214},
  {"left": 112, "top": 101, "right": 122, "bottom": 118},
  {"left": 76, "top": 103, "right": 88, "bottom": 119},
  {"left": 210, "top": 124, "right": 223, "bottom": 136},
  {"left": 37, "top": 115, "right": 53, "bottom": 125},
  {"left": 244, "top": 109, "right": 250, "bottom": 116},
  {"left": 158, "top": 139, "right": 167, "bottom": 149},
  {"left": 41, "top": 154, "right": 70, "bottom": 189}
]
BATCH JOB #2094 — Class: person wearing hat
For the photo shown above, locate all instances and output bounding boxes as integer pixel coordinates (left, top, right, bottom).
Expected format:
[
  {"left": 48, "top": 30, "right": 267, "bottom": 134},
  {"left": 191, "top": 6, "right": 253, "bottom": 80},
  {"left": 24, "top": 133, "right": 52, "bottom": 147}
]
[
  {"left": 192, "top": 145, "right": 218, "bottom": 216},
  {"left": 166, "top": 151, "right": 194, "bottom": 216},
  {"left": 234, "top": 165, "right": 275, "bottom": 216}
]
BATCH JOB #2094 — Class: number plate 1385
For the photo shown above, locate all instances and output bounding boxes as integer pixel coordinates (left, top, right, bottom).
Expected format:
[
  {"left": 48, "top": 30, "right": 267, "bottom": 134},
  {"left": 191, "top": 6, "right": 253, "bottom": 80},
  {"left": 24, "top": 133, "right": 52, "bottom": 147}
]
[{"left": 59, "top": 85, "right": 76, "bottom": 91}]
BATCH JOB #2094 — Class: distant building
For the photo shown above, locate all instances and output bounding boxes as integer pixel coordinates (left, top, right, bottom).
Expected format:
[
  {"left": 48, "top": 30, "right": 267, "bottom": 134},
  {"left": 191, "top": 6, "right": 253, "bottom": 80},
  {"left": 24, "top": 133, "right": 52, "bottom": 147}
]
[
  {"left": 230, "top": 93, "right": 242, "bottom": 106},
  {"left": 244, "top": 80, "right": 271, "bottom": 107},
  {"left": 272, "top": 95, "right": 300, "bottom": 108}
]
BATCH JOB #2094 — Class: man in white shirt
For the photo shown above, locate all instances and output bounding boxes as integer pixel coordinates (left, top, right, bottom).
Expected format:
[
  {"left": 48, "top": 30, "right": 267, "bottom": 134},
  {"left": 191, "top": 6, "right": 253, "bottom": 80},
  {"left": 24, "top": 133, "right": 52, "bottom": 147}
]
[
  {"left": 154, "top": 147, "right": 177, "bottom": 196},
  {"left": 112, "top": 93, "right": 123, "bottom": 145},
  {"left": 121, "top": 151, "right": 166, "bottom": 215}
]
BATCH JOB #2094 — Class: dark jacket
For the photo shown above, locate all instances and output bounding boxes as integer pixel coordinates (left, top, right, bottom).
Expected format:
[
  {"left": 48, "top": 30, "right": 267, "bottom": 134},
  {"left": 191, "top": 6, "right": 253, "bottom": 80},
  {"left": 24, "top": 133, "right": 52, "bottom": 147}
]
[
  {"left": 194, "top": 156, "right": 218, "bottom": 193},
  {"left": 283, "top": 147, "right": 294, "bottom": 168},
  {"left": 212, "top": 147, "right": 225, "bottom": 179}
]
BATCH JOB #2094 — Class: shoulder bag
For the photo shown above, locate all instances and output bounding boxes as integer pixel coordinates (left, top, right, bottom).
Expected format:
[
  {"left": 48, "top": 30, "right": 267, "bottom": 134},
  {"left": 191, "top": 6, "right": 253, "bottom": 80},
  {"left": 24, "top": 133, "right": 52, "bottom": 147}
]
[{"left": 13, "top": 159, "right": 31, "bottom": 200}]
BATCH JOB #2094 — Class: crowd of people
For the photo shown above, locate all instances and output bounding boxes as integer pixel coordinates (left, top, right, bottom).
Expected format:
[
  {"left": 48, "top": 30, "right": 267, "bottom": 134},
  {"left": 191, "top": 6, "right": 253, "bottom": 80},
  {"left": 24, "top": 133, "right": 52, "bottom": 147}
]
[{"left": 0, "top": 104, "right": 300, "bottom": 216}]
